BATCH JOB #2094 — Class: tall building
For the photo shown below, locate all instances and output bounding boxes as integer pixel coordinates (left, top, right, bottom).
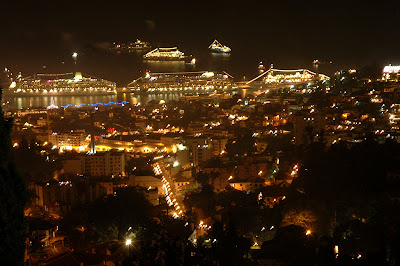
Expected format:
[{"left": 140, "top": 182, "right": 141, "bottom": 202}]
[
  {"left": 28, "top": 180, "right": 112, "bottom": 212},
  {"left": 49, "top": 131, "right": 88, "bottom": 150},
  {"left": 210, "top": 137, "right": 228, "bottom": 156},
  {"left": 178, "top": 136, "right": 213, "bottom": 167},
  {"left": 294, "top": 111, "right": 326, "bottom": 145},
  {"left": 63, "top": 151, "right": 126, "bottom": 177},
  {"left": 80, "top": 152, "right": 126, "bottom": 177}
]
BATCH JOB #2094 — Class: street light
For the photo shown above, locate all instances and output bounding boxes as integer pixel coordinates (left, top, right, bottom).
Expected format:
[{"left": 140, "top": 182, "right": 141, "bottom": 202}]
[{"left": 125, "top": 239, "right": 132, "bottom": 246}]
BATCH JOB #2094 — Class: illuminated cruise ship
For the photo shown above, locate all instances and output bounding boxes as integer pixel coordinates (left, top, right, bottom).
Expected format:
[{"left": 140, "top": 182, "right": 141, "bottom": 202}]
[
  {"left": 143, "top": 47, "right": 188, "bottom": 61},
  {"left": 246, "top": 68, "right": 330, "bottom": 86},
  {"left": 209, "top": 39, "right": 231, "bottom": 53},
  {"left": 7, "top": 72, "right": 117, "bottom": 95},
  {"left": 128, "top": 71, "right": 235, "bottom": 93},
  {"left": 110, "top": 39, "right": 151, "bottom": 53},
  {"left": 382, "top": 65, "right": 400, "bottom": 81}
]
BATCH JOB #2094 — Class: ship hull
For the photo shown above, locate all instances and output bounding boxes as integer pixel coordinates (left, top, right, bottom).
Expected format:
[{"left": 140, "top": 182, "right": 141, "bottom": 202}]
[
  {"left": 209, "top": 47, "right": 231, "bottom": 53},
  {"left": 143, "top": 56, "right": 189, "bottom": 61}
]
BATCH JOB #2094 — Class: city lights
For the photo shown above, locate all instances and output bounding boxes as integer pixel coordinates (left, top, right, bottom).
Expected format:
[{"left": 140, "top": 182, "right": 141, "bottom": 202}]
[
  {"left": 3, "top": 5, "right": 399, "bottom": 264},
  {"left": 154, "top": 163, "right": 183, "bottom": 218}
]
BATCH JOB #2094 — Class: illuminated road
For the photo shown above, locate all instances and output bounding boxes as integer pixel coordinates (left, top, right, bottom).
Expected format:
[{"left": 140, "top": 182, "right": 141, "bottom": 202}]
[{"left": 153, "top": 163, "right": 184, "bottom": 218}]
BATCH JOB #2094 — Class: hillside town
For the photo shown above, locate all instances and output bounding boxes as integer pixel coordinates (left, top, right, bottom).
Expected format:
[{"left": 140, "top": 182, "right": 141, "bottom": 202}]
[{"left": 3, "top": 64, "right": 400, "bottom": 264}]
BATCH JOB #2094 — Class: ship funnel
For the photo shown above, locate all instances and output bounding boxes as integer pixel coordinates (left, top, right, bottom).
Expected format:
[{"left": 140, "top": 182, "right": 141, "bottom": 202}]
[{"left": 74, "top": 72, "right": 83, "bottom": 81}]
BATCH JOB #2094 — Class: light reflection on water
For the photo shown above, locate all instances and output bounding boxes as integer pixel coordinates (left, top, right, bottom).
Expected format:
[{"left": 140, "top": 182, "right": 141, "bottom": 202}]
[
  {"left": 2, "top": 92, "right": 192, "bottom": 110},
  {"left": 1, "top": 56, "right": 242, "bottom": 110},
  {"left": 2, "top": 89, "right": 249, "bottom": 110}
]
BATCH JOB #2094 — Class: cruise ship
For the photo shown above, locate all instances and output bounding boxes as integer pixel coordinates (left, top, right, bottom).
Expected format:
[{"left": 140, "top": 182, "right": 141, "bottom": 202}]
[
  {"left": 244, "top": 68, "right": 330, "bottom": 89},
  {"left": 6, "top": 72, "right": 117, "bottom": 96},
  {"left": 143, "top": 47, "right": 189, "bottom": 61},
  {"left": 209, "top": 39, "right": 231, "bottom": 53},
  {"left": 110, "top": 39, "right": 151, "bottom": 53},
  {"left": 128, "top": 71, "right": 235, "bottom": 93}
]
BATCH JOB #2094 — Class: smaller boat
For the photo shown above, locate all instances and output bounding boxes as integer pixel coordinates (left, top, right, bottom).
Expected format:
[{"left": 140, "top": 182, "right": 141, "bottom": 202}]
[
  {"left": 186, "top": 58, "right": 196, "bottom": 65},
  {"left": 209, "top": 39, "right": 231, "bottom": 53},
  {"left": 132, "top": 39, "right": 151, "bottom": 49},
  {"left": 111, "top": 39, "right": 151, "bottom": 53}
]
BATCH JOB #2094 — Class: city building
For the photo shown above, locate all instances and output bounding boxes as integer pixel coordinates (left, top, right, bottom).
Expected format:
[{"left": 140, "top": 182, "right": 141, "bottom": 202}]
[
  {"left": 172, "top": 174, "right": 191, "bottom": 192},
  {"left": 80, "top": 152, "right": 126, "bottom": 177},
  {"left": 229, "top": 177, "right": 266, "bottom": 191},
  {"left": 129, "top": 173, "right": 163, "bottom": 195},
  {"left": 62, "top": 159, "right": 82, "bottom": 175},
  {"left": 62, "top": 152, "right": 126, "bottom": 177},
  {"left": 210, "top": 136, "right": 228, "bottom": 156},
  {"left": 294, "top": 111, "right": 326, "bottom": 145},
  {"left": 177, "top": 136, "right": 213, "bottom": 167},
  {"left": 49, "top": 131, "right": 88, "bottom": 151},
  {"left": 28, "top": 181, "right": 112, "bottom": 212}
]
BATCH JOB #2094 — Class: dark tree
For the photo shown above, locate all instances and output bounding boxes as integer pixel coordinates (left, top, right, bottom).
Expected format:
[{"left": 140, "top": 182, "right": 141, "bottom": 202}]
[
  {"left": 0, "top": 86, "right": 28, "bottom": 264},
  {"left": 225, "top": 128, "right": 257, "bottom": 159},
  {"left": 208, "top": 216, "right": 252, "bottom": 265}
]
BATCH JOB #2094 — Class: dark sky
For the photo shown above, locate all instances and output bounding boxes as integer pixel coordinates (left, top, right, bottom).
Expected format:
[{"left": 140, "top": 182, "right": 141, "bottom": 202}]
[{"left": 1, "top": 0, "right": 400, "bottom": 80}]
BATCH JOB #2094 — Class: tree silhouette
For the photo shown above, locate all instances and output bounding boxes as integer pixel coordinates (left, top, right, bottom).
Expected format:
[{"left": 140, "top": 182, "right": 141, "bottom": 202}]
[
  {"left": 225, "top": 128, "right": 257, "bottom": 160},
  {"left": 0, "top": 86, "right": 28, "bottom": 264}
]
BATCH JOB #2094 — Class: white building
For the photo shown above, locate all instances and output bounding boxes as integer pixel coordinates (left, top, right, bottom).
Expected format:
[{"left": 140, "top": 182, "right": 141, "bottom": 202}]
[
  {"left": 49, "top": 131, "right": 88, "bottom": 150},
  {"left": 66, "top": 151, "right": 127, "bottom": 177}
]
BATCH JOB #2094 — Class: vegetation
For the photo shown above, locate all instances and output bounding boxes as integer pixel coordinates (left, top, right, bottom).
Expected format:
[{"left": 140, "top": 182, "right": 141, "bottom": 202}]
[{"left": 0, "top": 86, "right": 28, "bottom": 264}]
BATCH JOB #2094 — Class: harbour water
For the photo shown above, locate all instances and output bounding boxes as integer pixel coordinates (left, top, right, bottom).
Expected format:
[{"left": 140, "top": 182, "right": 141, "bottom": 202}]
[
  {"left": 1, "top": 92, "right": 194, "bottom": 110},
  {"left": 2, "top": 50, "right": 240, "bottom": 109},
  {"left": 1, "top": 47, "right": 316, "bottom": 109}
]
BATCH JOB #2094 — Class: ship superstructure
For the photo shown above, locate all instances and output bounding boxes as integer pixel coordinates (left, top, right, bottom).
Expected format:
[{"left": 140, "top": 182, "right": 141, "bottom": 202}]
[
  {"left": 111, "top": 39, "right": 151, "bottom": 53},
  {"left": 8, "top": 72, "right": 116, "bottom": 95},
  {"left": 128, "top": 71, "right": 235, "bottom": 93},
  {"left": 209, "top": 39, "right": 231, "bottom": 53},
  {"left": 246, "top": 68, "right": 330, "bottom": 87},
  {"left": 143, "top": 47, "right": 187, "bottom": 60}
]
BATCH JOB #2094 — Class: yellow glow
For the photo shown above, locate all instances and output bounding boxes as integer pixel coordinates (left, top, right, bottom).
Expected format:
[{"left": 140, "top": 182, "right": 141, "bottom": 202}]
[{"left": 9, "top": 81, "right": 16, "bottom": 89}]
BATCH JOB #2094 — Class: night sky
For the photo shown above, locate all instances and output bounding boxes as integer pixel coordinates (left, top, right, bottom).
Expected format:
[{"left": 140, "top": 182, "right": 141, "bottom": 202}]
[{"left": 1, "top": 0, "right": 400, "bottom": 83}]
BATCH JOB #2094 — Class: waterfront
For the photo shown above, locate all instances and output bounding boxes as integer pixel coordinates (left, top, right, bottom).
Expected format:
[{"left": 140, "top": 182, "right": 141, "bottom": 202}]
[
  {"left": 1, "top": 92, "right": 212, "bottom": 110},
  {"left": 2, "top": 51, "right": 244, "bottom": 109},
  {"left": 0, "top": 42, "right": 336, "bottom": 110}
]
